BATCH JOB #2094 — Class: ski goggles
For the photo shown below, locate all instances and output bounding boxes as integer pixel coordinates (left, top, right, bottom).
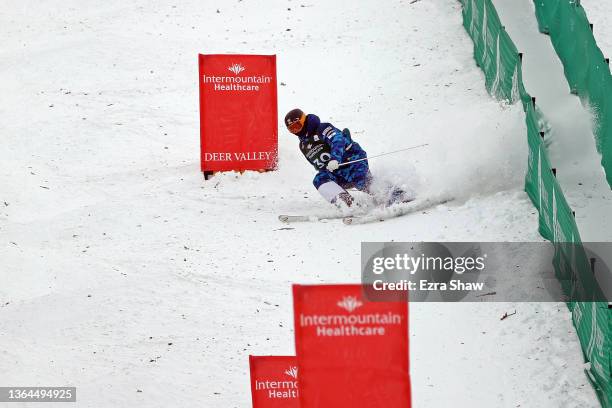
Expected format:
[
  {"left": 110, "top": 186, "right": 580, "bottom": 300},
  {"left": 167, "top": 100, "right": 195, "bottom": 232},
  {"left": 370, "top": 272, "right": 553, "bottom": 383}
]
[{"left": 286, "top": 113, "right": 305, "bottom": 134}]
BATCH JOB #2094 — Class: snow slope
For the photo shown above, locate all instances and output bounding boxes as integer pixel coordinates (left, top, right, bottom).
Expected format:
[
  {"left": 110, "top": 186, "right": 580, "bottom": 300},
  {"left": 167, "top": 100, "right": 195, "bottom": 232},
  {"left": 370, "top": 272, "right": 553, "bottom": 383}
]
[{"left": 0, "top": 0, "right": 598, "bottom": 407}]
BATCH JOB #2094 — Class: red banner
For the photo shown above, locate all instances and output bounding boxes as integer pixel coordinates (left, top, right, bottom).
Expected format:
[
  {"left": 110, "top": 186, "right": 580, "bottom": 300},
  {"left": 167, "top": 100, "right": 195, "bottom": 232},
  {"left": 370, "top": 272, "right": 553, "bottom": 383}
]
[
  {"left": 293, "top": 284, "right": 411, "bottom": 407},
  {"left": 199, "top": 54, "right": 278, "bottom": 172},
  {"left": 249, "top": 355, "right": 300, "bottom": 407}
]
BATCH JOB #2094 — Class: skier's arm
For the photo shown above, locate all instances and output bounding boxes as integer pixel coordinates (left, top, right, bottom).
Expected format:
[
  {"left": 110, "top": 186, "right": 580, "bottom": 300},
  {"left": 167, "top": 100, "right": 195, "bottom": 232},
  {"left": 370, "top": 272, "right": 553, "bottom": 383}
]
[{"left": 323, "top": 126, "right": 347, "bottom": 162}]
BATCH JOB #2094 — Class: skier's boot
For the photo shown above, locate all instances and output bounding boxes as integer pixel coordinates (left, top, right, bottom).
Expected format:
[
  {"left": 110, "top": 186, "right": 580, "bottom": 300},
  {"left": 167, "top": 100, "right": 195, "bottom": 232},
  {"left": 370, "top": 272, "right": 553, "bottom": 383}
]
[
  {"left": 387, "top": 188, "right": 415, "bottom": 206},
  {"left": 317, "top": 181, "right": 355, "bottom": 207},
  {"left": 334, "top": 191, "right": 354, "bottom": 207}
]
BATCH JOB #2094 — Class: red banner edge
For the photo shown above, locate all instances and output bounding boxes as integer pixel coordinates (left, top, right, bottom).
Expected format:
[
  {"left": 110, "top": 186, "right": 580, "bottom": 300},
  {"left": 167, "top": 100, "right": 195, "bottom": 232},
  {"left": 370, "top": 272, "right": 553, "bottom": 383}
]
[
  {"left": 249, "top": 355, "right": 256, "bottom": 408},
  {"left": 271, "top": 54, "right": 279, "bottom": 171},
  {"left": 198, "top": 53, "right": 206, "bottom": 173}
]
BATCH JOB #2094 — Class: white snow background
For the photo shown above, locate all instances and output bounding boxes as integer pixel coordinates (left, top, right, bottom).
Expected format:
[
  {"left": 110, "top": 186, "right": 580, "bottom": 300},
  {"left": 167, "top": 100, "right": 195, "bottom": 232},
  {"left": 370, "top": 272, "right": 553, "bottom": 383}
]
[
  {"left": 0, "top": 0, "right": 600, "bottom": 407},
  {"left": 581, "top": 0, "right": 612, "bottom": 64}
]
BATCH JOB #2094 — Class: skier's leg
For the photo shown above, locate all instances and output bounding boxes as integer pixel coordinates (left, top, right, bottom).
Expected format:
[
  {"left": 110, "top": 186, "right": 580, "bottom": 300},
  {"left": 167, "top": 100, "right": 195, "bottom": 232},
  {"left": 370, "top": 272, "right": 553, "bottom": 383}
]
[
  {"left": 340, "top": 160, "right": 373, "bottom": 193},
  {"left": 356, "top": 170, "right": 373, "bottom": 193},
  {"left": 313, "top": 171, "right": 354, "bottom": 206},
  {"left": 340, "top": 160, "right": 413, "bottom": 205}
]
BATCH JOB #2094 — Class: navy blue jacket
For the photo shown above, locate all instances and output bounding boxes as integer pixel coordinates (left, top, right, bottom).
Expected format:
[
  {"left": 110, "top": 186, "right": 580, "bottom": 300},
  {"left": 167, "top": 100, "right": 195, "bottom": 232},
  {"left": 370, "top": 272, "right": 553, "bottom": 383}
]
[{"left": 296, "top": 114, "right": 366, "bottom": 169}]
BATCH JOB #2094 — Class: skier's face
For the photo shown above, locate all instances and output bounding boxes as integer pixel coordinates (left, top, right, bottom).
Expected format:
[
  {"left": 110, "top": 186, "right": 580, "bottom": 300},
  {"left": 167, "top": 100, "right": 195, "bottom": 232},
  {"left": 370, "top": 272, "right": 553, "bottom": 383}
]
[{"left": 286, "top": 113, "right": 305, "bottom": 134}]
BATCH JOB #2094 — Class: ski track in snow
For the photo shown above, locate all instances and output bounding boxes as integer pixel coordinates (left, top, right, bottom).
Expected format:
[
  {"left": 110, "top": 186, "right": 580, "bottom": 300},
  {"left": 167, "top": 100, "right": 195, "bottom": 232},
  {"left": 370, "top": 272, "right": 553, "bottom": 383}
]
[{"left": 0, "top": 0, "right": 599, "bottom": 407}]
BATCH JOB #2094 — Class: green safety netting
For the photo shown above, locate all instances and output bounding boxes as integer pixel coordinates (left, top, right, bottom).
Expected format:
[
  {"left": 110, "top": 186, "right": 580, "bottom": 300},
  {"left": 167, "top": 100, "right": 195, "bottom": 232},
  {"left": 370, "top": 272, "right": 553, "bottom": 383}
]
[
  {"left": 461, "top": 0, "right": 612, "bottom": 406},
  {"left": 533, "top": 0, "right": 612, "bottom": 189}
]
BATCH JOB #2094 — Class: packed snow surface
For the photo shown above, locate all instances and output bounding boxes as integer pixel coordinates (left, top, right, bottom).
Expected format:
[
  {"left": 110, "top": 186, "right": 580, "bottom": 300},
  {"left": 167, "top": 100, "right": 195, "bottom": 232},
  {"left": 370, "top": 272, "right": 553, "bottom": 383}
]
[{"left": 0, "top": 0, "right": 599, "bottom": 407}]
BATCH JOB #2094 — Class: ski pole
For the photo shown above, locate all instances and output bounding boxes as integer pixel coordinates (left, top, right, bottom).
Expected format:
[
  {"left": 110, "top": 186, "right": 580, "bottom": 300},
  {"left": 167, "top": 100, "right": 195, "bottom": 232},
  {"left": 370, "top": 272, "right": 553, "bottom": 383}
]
[{"left": 338, "top": 143, "right": 429, "bottom": 167}]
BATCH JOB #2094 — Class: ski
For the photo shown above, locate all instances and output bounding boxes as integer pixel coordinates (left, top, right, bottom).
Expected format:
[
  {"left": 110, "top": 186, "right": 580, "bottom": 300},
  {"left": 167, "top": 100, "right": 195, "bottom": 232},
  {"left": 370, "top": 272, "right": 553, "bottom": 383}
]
[
  {"left": 278, "top": 213, "right": 345, "bottom": 223},
  {"left": 278, "top": 205, "right": 371, "bottom": 223},
  {"left": 342, "top": 196, "right": 453, "bottom": 225}
]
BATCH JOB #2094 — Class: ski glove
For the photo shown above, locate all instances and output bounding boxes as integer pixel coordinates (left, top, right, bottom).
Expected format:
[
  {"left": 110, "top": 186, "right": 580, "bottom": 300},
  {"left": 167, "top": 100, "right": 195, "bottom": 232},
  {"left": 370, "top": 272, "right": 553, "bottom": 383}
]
[{"left": 326, "top": 160, "right": 340, "bottom": 172}]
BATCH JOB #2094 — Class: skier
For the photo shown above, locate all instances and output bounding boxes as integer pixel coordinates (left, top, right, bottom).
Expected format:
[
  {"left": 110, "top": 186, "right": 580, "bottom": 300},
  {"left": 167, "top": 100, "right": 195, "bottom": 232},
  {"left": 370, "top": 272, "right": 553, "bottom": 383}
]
[{"left": 284, "top": 108, "right": 409, "bottom": 207}]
